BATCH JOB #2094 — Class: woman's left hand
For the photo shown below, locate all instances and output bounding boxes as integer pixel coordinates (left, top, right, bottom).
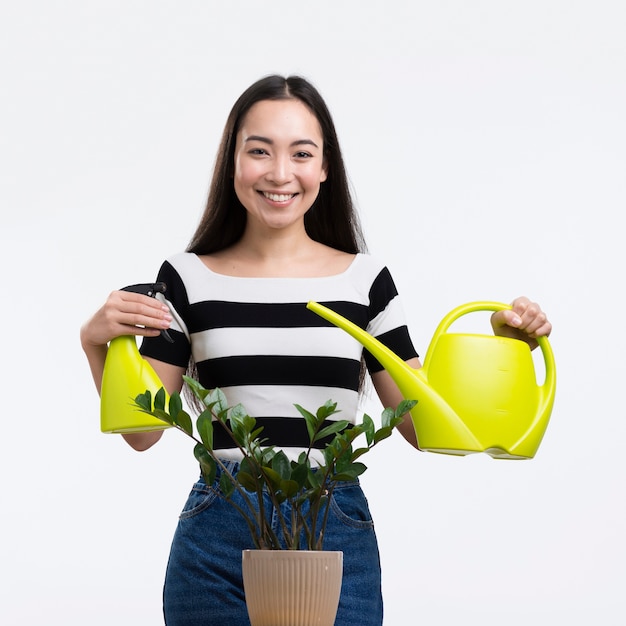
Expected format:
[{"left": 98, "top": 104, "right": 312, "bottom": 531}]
[{"left": 490, "top": 296, "right": 552, "bottom": 350}]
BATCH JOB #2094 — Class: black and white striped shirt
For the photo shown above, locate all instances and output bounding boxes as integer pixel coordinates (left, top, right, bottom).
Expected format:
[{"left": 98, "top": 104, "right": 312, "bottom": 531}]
[{"left": 141, "top": 252, "right": 417, "bottom": 457}]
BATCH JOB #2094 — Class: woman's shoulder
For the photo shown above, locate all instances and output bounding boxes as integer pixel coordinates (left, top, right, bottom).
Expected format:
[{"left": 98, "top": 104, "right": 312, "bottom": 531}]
[
  {"left": 347, "top": 251, "right": 390, "bottom": 280},
  {"left": 305, "top": 243, "right": 388, "bottom": 278},
  {"left": 161, "top": 251, "right": 204, "bottom": 273},
  {"left": 155, "top": 252, "right": 211, "bottom": 288}
]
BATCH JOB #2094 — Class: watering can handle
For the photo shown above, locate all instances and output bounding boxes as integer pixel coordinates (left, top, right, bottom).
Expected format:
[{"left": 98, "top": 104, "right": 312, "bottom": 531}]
[{"left": 430, "top": 301, "right": 556, "bottom": 392}]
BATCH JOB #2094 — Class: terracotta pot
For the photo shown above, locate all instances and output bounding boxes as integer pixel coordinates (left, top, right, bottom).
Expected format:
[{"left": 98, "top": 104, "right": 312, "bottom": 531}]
[{"left": 242, "top": 549, "right": 343, "bottom": 626}]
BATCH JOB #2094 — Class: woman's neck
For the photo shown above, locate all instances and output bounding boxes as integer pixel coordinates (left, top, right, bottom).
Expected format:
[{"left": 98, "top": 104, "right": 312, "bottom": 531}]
[{"left": 202, "top": 233, "right": 355, "bottom": 278}]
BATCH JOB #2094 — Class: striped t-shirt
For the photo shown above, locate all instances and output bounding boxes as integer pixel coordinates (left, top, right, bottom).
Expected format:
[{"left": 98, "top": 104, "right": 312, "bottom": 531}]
[{"left": 140, "top": 252, "right": 417, "bottom": 459}]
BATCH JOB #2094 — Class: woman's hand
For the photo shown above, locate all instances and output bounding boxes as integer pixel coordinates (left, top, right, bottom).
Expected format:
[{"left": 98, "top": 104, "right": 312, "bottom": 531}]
[
  {"left": 490, "top": 296, "right": 552, "bottom": 350},
  {"left": 80, "top": 290, "right": 172, "bottom": 350},
  {"left": 81, "top": 291, "right": 178, "bottom": 451},
  {"left": 80, "top": 290, "right": 173, "bottom": 401}
]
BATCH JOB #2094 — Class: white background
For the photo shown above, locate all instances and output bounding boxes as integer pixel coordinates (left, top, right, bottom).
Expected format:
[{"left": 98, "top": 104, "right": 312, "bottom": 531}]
[{"left": 1, "top": 1, "right": 624, "bottom": 624}]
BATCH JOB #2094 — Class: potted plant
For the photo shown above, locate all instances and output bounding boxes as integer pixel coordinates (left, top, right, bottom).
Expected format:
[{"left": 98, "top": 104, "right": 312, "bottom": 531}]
[{"left": 134, "top": 375, "right": 415, "bottom": 626}]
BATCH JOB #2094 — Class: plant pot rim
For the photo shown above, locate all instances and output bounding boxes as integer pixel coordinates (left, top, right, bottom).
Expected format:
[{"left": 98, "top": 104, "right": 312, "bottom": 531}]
[{"left": 242, "top": 549, "right": 343, "bottom": 557}]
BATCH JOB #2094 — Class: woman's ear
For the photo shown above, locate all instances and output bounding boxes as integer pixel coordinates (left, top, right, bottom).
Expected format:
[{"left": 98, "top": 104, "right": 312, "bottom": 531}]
[{"left": 320, "top": 159, "right": 328, "bottom": 183}]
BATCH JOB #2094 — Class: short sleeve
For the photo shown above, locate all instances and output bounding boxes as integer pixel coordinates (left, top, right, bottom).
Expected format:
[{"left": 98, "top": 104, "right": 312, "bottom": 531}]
[
  {"left": 139, "top": 260, "right": 192, "bottom": 368},
  {"left": 363, "top": 267, "right": 418, "bottom": 374}
]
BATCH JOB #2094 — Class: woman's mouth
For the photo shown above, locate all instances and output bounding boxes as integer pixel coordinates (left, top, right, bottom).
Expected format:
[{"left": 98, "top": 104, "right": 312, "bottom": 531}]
[{"left": 261, "top": 191, "right": 296, "bottom": 202}]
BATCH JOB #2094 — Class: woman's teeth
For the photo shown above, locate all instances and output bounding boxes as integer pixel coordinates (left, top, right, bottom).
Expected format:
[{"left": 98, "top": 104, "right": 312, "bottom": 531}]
[{"left": 263, "top": 192, "right": 294, "bottom": 202}]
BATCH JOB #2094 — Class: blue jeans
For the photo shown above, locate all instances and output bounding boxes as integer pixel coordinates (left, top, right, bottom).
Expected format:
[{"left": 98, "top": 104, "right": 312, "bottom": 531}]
[{"left": 163, "top": 461, "right": 383, "bottom": 625}]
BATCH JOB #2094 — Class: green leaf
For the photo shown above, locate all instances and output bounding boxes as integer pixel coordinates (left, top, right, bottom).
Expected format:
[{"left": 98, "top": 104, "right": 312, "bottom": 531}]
[
  {"left": 259, "top": 448, "right": 276, "bottom": 466},
  {"left": 390, "top": 416, "right": 404, "bottom": 429},
  {"left": 168, "top": 392, "right": 183, "bottom": 420},
  {"left": 307, "top": 468, "right": 324, "bottom": 489},
  {"left": 335, "top": 449, "right": 354, "bottom": 473},
  {"left": 229, "top": 403, "right": 248, "bottom": 420},
  {"left": 193, "top": 444, "right": 216, "bottom": 486},
  {"left": 362, "top": 413, "right": 375, "bottom": 446},
  {"left": 242, "top": 415, "right": 257, "bottom": 435},
  {"left": 206, "top": 388, "right": 228, "bottom": 414},
  {"left": 290, "top": 462, "right": 309, "bottom": 489},
  {"left": 278, "top": 479, "right": 299, "bottom": 499},
  {"left": 380, "top": 406, "right": 395, "bottom": 429},
  {"left": 395, "top": 399, "right": 417, "bottom": 417},
  {"left": 332, "top": 462, "right": 367, "bottom": 481},
  {"left": 154, "top": 387, "right": 167, "bottom": 412},
  {"left": 232, "top": 421, "right": 258, "bottom": 448},
  {"left": 340, "top": 425, "right": 363, "bottom": 446},
  {"left": 316, "top": 400, "right": 339, "bottom": 421},
  {"left": 314, "top": 420, "right": 351, "bottom": 443},
  {"left": 182, "top": 376, "right": 210, "bottom": 402},
  {"left": 294, "top": 404, "right": 317, "bottom": 442},
  {"left": 134, "top": 391, "right": 152, "bottom": 411},
  {"left": 322, "top": 444, "right": 336, "bottom": 467},
  {"left": 262, "top": 467, "right": 283, "bottom": 490},
  {"left": 237, "top": 471, "right": 258, "bottom": 492},
  {"left": 271, "top": 451, "right": 291, "bottom": 480},
  {"left": 151, "top": 409, "right": 174, "bottom": 426},
  {"left": 229, "top": 409, "right": 257, "bottom": 445},
  {"left": 174, "top": 409, "right": 193, "bottom": 436},
  {"left": 373, "top": 426, "right": 394, "bottom": 444},
  {"left": 219, "top": 472, "right": 235, "bottom": 498},
  {"left": 351, "top": 446, "right": 370, "bottom": 461},
  {"left": 196, "top": 409, "right": 214, "bottom": 449},
  {"left": 249, "top": 427, "right": 265, "bottom": 442},
  {"left": 240, "top": 456, "right": 260, "bottom": 480}
]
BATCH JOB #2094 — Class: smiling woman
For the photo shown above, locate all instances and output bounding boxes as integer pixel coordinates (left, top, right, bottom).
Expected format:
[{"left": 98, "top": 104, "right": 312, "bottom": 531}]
[
  {"left": 80, "top": 74, "right": 552, "bottom": 626},
  {"left": 186, "top": 75, "right": 365, "bottom": 259}
]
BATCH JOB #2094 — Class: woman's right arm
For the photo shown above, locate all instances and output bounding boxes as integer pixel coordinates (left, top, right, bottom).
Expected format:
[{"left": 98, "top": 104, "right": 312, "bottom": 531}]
[{"left": 80, "top": 289, "right": 183, "bottom": 451}]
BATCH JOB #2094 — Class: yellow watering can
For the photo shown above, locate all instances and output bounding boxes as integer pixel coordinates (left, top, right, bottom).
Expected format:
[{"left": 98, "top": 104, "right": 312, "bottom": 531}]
[
  {"left": 100, "top": 283, "right": 172, "bottom": 434},
  {"left": 307, "top": 301, "right": 556, "bottom": 459}
]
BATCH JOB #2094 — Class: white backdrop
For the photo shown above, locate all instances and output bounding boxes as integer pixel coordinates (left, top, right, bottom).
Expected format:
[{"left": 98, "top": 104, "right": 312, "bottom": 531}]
[{"left": 2, "top": 1, "right": 624, "bottom": 624}]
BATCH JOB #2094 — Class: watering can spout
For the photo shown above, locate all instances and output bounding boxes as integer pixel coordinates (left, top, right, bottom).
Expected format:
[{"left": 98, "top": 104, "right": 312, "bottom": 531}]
[{"left": 307, "top": 300, "right": 556, "bottom": 459}]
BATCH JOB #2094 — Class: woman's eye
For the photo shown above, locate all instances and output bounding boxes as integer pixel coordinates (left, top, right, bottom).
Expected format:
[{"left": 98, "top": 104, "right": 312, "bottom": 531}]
[
  {"left": 294, "top": 151, "right": 312, "bottom": 159},
  {"left": 249, "top": 148, "right": 268, "bottom": 155}
]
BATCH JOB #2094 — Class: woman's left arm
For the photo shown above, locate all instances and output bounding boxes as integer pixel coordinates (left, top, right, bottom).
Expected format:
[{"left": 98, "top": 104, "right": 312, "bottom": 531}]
[{"left": 490, "top": 296, "right": 552, "bottom": 350}]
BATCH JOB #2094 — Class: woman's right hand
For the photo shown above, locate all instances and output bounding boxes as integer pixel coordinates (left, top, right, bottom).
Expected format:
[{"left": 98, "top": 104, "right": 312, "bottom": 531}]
[
  {"left": 80, "top": 290, "right": 174, "bottom": 400},
  {"left": 80, "top": 290, "right": 173, "bottom": 350},
  {"left": 81, "top": 292, "right": 179, "bottom": 451}
]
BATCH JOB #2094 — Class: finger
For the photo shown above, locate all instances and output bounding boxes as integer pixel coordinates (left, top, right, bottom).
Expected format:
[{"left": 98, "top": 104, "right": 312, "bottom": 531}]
[
  {"left": 493, "top": 309, "right": 522, "bottom": 330},
  {"left": 521, "top": 315, "right": 552, "bottom": 338},
  {"left": 117, "top": 291, "right": 170, "bottom": 314},
  {"left": 515, "top": 302, "right": 551, "bottom": 338},
  {"left": 510, "top": 296, "right": 531, "bottom": 318},
  {"left": 107, "top": 292, "right": 172, "bottom": 331}
]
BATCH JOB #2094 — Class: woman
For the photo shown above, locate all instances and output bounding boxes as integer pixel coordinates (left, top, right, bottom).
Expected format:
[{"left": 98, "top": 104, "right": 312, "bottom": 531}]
[{"left": 81, "top": 75, "right": 552, "bottom": 625}]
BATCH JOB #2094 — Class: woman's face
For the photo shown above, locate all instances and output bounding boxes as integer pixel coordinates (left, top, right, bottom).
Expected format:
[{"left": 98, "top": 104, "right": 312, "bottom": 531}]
[{"left": 233, "top": 98, "right": 328, "bottom": 235}]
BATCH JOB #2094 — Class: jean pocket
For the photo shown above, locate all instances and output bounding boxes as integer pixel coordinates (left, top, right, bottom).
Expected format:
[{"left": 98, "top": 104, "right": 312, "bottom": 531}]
[
  {"left": 329, "top": 482, "right": 374, "bottom": 529},
  {"left": 179, "top": 481, "right": 219, "bottom": 520}
]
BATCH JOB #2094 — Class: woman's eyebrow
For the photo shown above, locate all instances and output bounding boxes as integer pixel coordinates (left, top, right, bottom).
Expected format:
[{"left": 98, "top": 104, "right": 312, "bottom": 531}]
[{"left": 245, "top": 135, "right": 319, "bottom": 149}]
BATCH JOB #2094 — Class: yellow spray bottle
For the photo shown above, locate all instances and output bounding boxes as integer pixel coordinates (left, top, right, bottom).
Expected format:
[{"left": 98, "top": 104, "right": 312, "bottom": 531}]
[{"left": 100, "top": 282, "right": 172, "bottom": 434}]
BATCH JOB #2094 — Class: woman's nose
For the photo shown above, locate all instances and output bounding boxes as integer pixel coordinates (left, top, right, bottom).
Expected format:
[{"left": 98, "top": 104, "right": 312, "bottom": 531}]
[{"left": 266, "top": 155, "right": 292, "bottom": 185}]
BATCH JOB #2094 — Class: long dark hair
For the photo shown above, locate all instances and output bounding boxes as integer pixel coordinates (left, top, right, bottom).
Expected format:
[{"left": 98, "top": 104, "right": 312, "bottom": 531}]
[
  {"left": 187, "top": 75, "right": 367, "bottom": 254},
  {"left": 184, "top": 76, "right": 369, "bottom": 408}
]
